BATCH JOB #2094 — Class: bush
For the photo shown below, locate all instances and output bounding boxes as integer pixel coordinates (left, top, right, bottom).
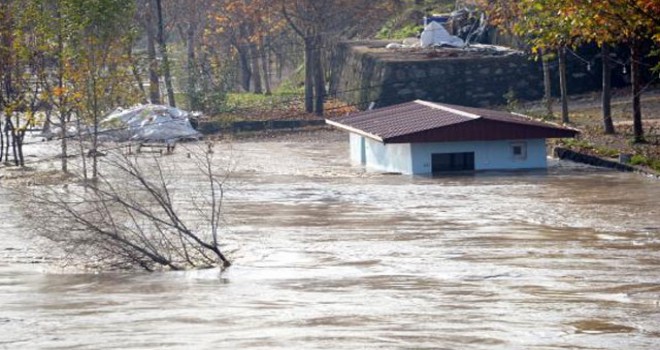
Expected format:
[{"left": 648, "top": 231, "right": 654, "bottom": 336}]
[
  {"left": 651, "top": 160, "right": 660, "bottom": 172},
  {"left": 630, "top": 154, "right": 649, "bottom": 166}
]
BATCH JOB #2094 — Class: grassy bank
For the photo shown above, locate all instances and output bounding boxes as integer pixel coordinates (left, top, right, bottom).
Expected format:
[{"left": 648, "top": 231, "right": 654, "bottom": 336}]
[{"left": 516, "top": 87, "right": 660, "bottom": 174}]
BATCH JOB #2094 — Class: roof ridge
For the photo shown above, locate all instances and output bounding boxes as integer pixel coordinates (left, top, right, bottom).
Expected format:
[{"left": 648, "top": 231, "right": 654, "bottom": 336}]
[{"left": 414, "top": 100, "right": 481, "bottom": 119}]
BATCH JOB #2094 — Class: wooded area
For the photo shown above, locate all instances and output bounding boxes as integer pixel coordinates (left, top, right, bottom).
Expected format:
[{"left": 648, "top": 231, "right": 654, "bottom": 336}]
[
  {"left": 479, "top": 0, "right": 660, "bottom": 142},
  {"left": 1, "top": 0, "right": 659, "bottom": 174},
  {"left": 0, "top": 0, "right": 405, "bottom": 175}
]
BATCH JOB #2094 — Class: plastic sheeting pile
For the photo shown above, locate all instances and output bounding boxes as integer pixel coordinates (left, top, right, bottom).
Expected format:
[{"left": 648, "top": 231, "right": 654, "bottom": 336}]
[
  {"left": 385, "top": 21, "right": 465, "bottom": 49},
  {"left": 100, "top": 104, "right": 202, "bottom": 143},
  {"left": 419, "top": 21, "right": 464, "bottom": 48}
]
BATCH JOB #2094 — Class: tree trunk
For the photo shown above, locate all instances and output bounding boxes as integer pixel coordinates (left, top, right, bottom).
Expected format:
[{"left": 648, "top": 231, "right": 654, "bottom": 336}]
[
  {"left": 8, "top": 119, "right": 18, "bottom": 166},
  {"left": 128, "top": 45, "right": 147, "bottom": 104},
  {"left": 631, "top": 39, "right": 644, "bottom": 143},
  {"left": 304, "top": 37, "right": 314, "bottom": 113},
  {"left": 261, "top": 42, "right": 271, "bottom": 95},
  {"left": 313, "top": 36, "right": 324, "bottom": 116},
  {"left": 15, "top": 129, "right": 24, "bottom": 167},
  {"left": 186, "top": 25, "right": 196, "bottom": 110},
  {"left": 276, "top": 49, "right": 283, "bottom": 80},
  {"left": 145, "top": 1, "right": 161, "bottom": 104},
  {"left": 0, "top": 117, "right": 3, "bottom": 163},
  {"left": 91, "top": 65, "right": 99, "bottom": 180},
  {"left": 238, "top": 46, "right": 251, "bottom": 92},
  {"left": 155, "top": 0, "right": 176, "bottom": 107},
  {"left": 61, "top": 115, "right": 67, "bottom": 172},
  {"left": 558, "top": 46, "right": 569, "bottom": 123},
  {"left": 601, "top": 44, "right": 615, "bottom": 134},
  {"left": 55, "top": 5, "right": 69, "bottom": 172},
  {"left": 250, "top": 43, "right": 262, "bottom": 94},
  {"left": 76, "top": 116, "right": 88, "bottom": 180},
  {"left": 11, "top": 132, "right": 18, "bottom": 166},
  {"left": 541, "top": 49, "right": 553, "bottom": 117},
  {"left": 3, "top": 117, "right": 9, "bottom": 162},
  {"left": 59, "top": 90, "right": 68, "bottom": 173}
]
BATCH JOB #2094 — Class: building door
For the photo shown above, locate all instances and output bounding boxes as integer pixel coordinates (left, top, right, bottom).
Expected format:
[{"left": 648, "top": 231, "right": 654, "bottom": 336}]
[{"left": 431, "top": 152, "right": 475, "bottom": 172}]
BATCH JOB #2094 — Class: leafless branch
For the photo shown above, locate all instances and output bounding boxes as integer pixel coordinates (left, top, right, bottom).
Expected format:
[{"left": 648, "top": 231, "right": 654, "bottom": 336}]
[{"left": 20, "top": 146, "right": 233, "bottom": 271}]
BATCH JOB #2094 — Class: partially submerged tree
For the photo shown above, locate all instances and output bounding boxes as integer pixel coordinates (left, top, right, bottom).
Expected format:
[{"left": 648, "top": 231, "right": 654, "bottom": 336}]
[
  {"left": 61, "top": 0, "right": 141, "bottom": 179},
  {"left": 0, "top": 0, "right": 62, "bottom": 167},
  {"left": 25, "top": 148, "right": 232, "bottom": 271}
]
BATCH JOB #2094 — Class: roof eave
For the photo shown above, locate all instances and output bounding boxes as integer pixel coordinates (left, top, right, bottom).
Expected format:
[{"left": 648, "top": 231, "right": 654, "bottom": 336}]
[
  {"left": 325, "top": 119, "right": 384, "bottom": 143},
  {"left": 510, "top": 112, "right": 582, "bottom": 135}
]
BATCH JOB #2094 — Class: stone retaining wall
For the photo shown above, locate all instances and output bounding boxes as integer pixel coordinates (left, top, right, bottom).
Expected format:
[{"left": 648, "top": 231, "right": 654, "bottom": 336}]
[{"left": 330, "top": 40, "right": 611, "bottom": 109}]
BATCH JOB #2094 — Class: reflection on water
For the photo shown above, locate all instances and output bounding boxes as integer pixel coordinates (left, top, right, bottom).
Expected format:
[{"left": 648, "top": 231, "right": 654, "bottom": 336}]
[{"left": 1, "top": 138, "right": 660, "bottom": 349}]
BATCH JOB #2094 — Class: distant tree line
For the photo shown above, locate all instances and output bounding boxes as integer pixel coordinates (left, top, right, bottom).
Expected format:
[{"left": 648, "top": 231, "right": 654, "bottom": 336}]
[
  {"left": 0, "top": 0, "right": 405, "bottom": 174},
  {"left": 476, "top": 0, "right": 660, "bottom": 142},
  {"left": 2, "top": 0, "right": 659, "bottom": 176}
]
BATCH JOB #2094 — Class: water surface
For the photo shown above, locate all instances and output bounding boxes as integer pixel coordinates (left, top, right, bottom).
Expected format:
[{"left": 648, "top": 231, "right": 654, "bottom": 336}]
[{"left": 1, "top": 138, "right": 659, "bottom": 349}]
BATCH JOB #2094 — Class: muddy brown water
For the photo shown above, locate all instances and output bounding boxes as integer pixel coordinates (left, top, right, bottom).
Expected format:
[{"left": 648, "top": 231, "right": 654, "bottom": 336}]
[{"left": 1, "top": 137, "right": 660, "bottom": 349}]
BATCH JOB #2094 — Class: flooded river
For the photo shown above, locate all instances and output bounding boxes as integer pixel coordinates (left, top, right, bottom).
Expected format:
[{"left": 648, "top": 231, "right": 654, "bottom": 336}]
[{"left": 1, "top": 134, "right": 660, "bottom": 349}]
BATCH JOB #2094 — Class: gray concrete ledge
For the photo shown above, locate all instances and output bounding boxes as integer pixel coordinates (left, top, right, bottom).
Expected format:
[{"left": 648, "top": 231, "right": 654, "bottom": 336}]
[
  {"left": 554, "top": 147, "right": 658, "bottom": 178},
  {"left": 197, "top": 119, "right": 326, "bottom": 135}
]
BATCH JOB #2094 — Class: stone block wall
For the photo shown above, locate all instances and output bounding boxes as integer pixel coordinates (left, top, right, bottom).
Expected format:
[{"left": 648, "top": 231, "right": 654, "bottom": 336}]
[{"left": 329, "top": 40, "right": 608, "bottom": 109}]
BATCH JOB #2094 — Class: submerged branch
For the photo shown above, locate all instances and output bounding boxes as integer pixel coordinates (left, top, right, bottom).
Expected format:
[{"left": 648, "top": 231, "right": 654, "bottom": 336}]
[{"left": 22, "top": 148, "right": 232, "bottom": 272}]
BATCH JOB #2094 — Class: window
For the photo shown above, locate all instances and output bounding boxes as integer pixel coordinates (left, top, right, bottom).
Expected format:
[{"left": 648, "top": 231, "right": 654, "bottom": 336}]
[{"left": 511, "top": 142, "right": 527, "bottom": 160}]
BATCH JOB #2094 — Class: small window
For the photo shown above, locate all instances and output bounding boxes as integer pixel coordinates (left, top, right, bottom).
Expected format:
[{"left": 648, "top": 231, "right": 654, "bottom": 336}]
[{"left": 511, "top": 142, "right": 527, "bottom": 160}]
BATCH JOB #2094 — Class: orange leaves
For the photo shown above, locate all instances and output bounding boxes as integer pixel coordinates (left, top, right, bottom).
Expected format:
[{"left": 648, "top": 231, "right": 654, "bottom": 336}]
[
  {"left": 209, "top": 0, "right": 285, "bottom": 46},
  {"left": 480, "top": 0, "right": 659, "bottom": 50},
  {"left": 53, "top": 86, "right": 68, "bottom": 97}
]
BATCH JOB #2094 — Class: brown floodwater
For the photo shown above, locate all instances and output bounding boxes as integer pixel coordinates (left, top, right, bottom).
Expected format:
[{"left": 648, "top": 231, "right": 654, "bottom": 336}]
[{"left": 1, "top": 135, "right": 660, "bottom": 349}]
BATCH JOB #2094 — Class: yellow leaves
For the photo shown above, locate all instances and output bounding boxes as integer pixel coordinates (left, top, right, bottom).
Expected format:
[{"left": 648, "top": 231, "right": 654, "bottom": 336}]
[
  {"left": 3, "top": 106, "right": 14, "bottom": 117},
  {"left": 24, "top": 111, "right": 43, "bottom": 128}
]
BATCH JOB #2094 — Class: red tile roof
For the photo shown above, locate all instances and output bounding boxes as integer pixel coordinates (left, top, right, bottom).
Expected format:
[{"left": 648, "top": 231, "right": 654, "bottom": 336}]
[{"left": 326, "top": 100, "right": 578, "bottom": 143}]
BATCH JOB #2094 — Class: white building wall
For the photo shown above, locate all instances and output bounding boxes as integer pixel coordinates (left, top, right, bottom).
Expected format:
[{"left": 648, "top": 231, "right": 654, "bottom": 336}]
[
  {"left": 348, "top": 133, "right": 547, "bottom": 174},
  {"left": 410, "top": 138, "right": 547, "bottom": 174},
  {"left": 363, "top": 136, "right": 413, "bottom": 174},
  {"left": 349, "top": 133, "right": 365, "bottom": 165}
]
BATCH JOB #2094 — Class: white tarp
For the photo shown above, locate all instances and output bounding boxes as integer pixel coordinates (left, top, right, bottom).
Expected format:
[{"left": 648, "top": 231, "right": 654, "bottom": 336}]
[
  {"left": 419, "top": 21, "right": 464, "bottom": 48},
  {"left": 100, "top": 104, "right": 202, "bottom": 142}
]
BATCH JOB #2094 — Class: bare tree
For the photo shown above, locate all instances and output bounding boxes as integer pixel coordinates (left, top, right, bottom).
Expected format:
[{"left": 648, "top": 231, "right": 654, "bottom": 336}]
[
  {"left": 601, "top": 43, "right": 615, "bottom": 134},
  {"left": 136, "top": 0, "right": 162, "bottom": 105},
  {"left": 155, "top": 0, "right": 176, "bottom": 107},
  {"left": 24, "top": 148, "right": 232, "bottom": 271},
  {"left": 281, "top": 0, "right": 397, "bottom": 115}
]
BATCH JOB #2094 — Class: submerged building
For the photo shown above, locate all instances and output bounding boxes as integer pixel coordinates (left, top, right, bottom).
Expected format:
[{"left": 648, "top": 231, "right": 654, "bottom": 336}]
[{"left": 326, "top": 100, "right": 578, "bottom": 174}]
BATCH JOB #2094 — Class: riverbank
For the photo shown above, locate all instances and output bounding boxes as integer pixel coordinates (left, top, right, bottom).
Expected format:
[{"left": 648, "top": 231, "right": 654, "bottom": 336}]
[
  {"left": 3, "top": 85, "right": 659, "bottom": 184},
  {"left": 517, "top": 86, "right": 660, "bottom": 175}
]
